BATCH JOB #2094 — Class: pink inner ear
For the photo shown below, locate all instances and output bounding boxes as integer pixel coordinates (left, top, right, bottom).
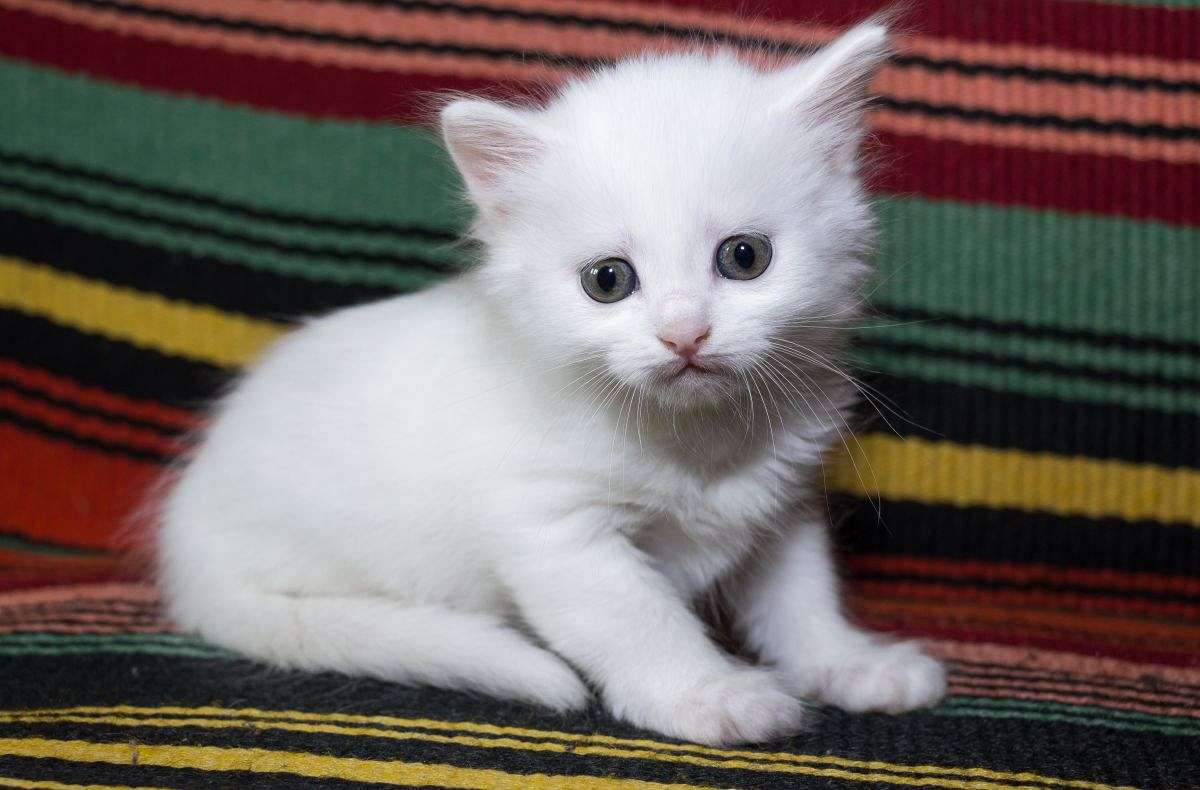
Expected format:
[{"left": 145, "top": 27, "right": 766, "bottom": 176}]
[{"left": 442, "top": 100, "right": 546, "bottom": 199}]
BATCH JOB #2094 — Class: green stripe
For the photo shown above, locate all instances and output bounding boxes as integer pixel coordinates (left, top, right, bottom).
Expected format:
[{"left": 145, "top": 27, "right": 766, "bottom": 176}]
[
  {"left": 0, "top": 59, "right": 463, "bottom": 231},
  {"left": 5, "top": 59, "right": 1199, "bottom": 344},
  {"left": 0, "top": 189, "right": 444, "bottom": 291},
  {"left": 0, "top": 633, "right": 229, "bottom": 659},
  {"left": 872, "top": 197, "right": 1200, "bottom": 346},
  {"left": 943, "top": 696, "right": 1200, "bottom": 727},
  {"left": 0, "top": 633, "right": 207, "bottom": 646},
  {"left": 0, "top": 160, "right": 466, "bottom": 269},
  {"left": 0, "top": 531, "right": 107, "bottom": 558},
  {"left": 862, "top": 321, "right": 1200, "bottom": 383},
  {"left": 852, "top": 346, "right": 1200, "bottom": 416},
  {"left": 935, "top": 707, "right": 1200, "bottom": 738}
]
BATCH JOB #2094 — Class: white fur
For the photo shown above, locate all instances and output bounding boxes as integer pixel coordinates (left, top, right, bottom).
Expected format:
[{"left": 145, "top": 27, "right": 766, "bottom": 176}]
[{"left": 156, "top": 21, "right": 944, "bottom": 746}]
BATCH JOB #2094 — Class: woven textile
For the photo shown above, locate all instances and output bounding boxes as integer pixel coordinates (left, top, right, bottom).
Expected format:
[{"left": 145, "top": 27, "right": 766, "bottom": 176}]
[{"left": 1, "top": 0, "right": 1198, "bottom": 787}]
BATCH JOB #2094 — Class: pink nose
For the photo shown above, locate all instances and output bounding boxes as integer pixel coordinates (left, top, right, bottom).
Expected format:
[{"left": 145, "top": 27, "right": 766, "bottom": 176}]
[{"left": 658, "top": 326, "right": 711, "bottom": 358}]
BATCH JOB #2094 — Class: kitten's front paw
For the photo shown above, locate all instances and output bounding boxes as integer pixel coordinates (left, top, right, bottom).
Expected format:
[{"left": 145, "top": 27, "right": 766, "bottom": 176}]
[
  {"left": 666, "top": 670, "right": 808, "bottom": 746},
  {"left": 807, "top": 641, "right": 946, "bottom": 714}
]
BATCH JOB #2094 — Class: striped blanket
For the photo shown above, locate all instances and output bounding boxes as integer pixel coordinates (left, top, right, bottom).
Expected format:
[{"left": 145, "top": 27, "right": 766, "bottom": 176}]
[{"left": 1, "top": 0, "right": 1197, "bottom": 787}]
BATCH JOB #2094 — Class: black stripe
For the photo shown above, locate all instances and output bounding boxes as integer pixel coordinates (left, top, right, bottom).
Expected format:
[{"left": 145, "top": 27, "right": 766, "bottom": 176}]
[
  {"left": 0, "top": 310, "right": 231, "bottom": 408},
  {"left": 343, "top": 0, "right": 1200, "bottom": 94},
  {"left": 875, "top": 305, "right": 1200, "bottom": 360},
  {"left": 837, "top": 498, "right": 1200, "bottom": 577},
  {"left": 0, "top": 148, "right": 461, "bottom": 242},
  {"left": 0, "top": 376, "right": 182, "bottom": 438},
  {"left": 0, "top": 707, "right": 1114, "bottom": 789},
  {"left": 858, "top": 374, "right": 1200, "bottom": 469},
  {"left": 0, "top": 407, "right": 167, "bottom": 464},
  {"left": 876, "top": 97, "right": 1200, "bottom": 140},
  {"left": 856, "top": 337, "right": 1200, "bottom": 391},
  {"left": 0, "top": 210, "right": 398, "bottom": 320},
  {"left": 0, "top": 656, "right": 1179, "bottom": 789},
  {"left": 0, "top": 176, "right": 463, "bottom": 276},
  {"left": 0, "top": 528, "right": 109, "bottom": 557}
]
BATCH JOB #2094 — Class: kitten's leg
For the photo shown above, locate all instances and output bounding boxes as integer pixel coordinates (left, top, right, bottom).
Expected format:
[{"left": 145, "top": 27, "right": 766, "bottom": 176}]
[
  {"left": 496, "top": 510, "right": 805, "bottom": 746},
  {"left": 169, "top": 585, "right": 589, "bottom": 711},
  {"left": 730, "top": 522, "right": 945, "bottom": 713}
]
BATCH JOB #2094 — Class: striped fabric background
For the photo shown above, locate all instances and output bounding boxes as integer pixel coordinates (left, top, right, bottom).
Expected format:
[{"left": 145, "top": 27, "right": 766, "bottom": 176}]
[{"left": 0, "top": 0, "right": 1198, "bottom": 787}]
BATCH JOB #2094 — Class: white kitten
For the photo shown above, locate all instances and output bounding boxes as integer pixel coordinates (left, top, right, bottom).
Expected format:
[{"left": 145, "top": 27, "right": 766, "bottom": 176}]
[{"left": 156, "top": 20, "right": 945, "bottom": 746}]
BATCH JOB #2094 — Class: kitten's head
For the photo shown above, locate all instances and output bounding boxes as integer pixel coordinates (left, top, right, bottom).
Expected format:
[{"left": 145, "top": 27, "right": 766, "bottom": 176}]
[{"left": 441, "top": 22, "right": 890, "bottom": 409}]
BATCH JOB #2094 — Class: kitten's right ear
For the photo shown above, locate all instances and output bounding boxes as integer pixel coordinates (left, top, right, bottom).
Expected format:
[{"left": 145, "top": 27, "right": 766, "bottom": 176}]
[{"left": 440, "top": 98, "right": 547, "bottom": 212}]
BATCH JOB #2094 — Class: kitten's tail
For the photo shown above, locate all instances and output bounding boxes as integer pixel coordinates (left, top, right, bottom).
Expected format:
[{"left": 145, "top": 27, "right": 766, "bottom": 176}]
[{"left": 164, "top": 577, "right": 589, "bottom": 711}]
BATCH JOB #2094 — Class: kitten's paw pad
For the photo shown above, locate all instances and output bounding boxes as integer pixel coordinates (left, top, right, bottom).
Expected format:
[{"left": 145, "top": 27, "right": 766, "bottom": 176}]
[
  {"left": 815, "top": 642, "right": 946, "bottom": 714},
  {"left": 672, "top": 671, "right": 807, "bottom": 746}
]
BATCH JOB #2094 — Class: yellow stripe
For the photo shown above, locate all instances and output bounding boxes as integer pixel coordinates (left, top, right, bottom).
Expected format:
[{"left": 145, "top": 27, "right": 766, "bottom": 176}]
[
  {"left": 0, "top": 778, "right": 164, "bottom": 790},
  {"left": 0, "top": 736, "right": 769, "bottom": 790},
  {"left": 1, "top": 706, "right": 1134, "bottom": 790},
  {"left": 0, "top": 256, "right": 284, "bottom": 367},
  {"left": 832, "top": 434, "right": 1200, "bottom": 528},
  {"left": 3, "top": 255, "right": 1194, "bottom": 528}
]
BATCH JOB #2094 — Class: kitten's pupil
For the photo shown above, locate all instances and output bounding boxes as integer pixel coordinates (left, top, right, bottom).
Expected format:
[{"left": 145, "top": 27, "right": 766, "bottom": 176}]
[
  {"left": 733, "top": 242, "right": 755, "bottom": 269},
  {"left": 597, "top": 265, "right": 617, "bottom": 292}
]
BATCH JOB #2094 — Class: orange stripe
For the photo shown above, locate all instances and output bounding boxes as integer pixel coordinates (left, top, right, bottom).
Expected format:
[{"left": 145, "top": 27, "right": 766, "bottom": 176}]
[
  {"left": 2, "top": 0, "right": 567, "bottom": 82},
  {"left": 927, "top": 639, "right": 1200, "bottom": 687},
  {"left": 0, "top": 359, "right": 194, "bottom": 431},
  {"left": 871, "top": 108, "right": 1200, "bottom": 164},
  {"left": 5, "top": 0, "right": 1197, "bottom": 165},
  {"left": 0, "top": 583, "right": 157, "bottom": 605},
  {"left": 847, "top": 555, "right": 1200, "bottom": 597},
  {"left": 949, "top": 677, "right": 1200, "bottom": 715},
  {"left": 904, "top": 35, "right": 1200, "bottom": 87},
  {"left": 873, "top": 67, "right": 1199, "bottom": 130},
  {"left": 92, "top": 0, "right": 1200, "bottom": 125},
  {"left": 0, "top": 622, "right": 168, "bottom": 634}
]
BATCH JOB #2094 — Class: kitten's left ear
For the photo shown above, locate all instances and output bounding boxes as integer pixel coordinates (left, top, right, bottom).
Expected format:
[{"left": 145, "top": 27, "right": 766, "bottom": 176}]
[{"left": 773, "top": 20, "right": 892, "bottom": 168}]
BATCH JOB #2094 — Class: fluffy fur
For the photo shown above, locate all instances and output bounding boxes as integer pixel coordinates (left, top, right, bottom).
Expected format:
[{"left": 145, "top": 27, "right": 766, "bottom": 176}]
[{"left": 156, "top": 21, "right": 945, "bottom": 746}]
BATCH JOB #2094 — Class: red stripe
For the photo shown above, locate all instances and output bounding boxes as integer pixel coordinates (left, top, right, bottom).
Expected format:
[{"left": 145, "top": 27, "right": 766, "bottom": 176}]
[
  {"left": 0, "top": 422, "right": 159, "bottom": 551},
  {"left": 852, "top": 580, "right": 1200, "bottom": 620},
  {"left": 0, "top": 7, "right": 504, "bottom": 120},
  {"left": 633, "top": 0, "right": 1200, "bottom": 61},
  {"left": 847, "top": 554, "right": 1200, "bottom": 597},
  {"left": 869, "top": 131, "right": 1200, "bottom": 226},
  {"left": 0, "top": 358, "right": 193, "bottom": 432},
  {"left": 3, "top": 9, "right": 1195, "bottom": 226}
]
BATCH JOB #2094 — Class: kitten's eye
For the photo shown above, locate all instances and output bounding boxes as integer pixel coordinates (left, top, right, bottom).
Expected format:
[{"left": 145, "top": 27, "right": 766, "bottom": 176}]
[
  {"left": 581, "top": 258, "right": 638, "bottom": 303},
  {"left": 715, "top": 234, "right": 772, "bottom": 280}
]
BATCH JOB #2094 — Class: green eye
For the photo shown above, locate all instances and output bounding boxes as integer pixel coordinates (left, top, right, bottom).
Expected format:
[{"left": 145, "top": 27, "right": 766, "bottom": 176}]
[
  {"left": 716, "top": 234, "right": 772, "bottom": 280},
  {"left": 581, "top": 258, "right": 638, "bottom": 303}
]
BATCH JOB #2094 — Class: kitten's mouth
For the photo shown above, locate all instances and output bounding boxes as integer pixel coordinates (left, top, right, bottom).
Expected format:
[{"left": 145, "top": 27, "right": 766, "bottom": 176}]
[{"left": 665, "top": 360, "right": 721, "bottom": 382}]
